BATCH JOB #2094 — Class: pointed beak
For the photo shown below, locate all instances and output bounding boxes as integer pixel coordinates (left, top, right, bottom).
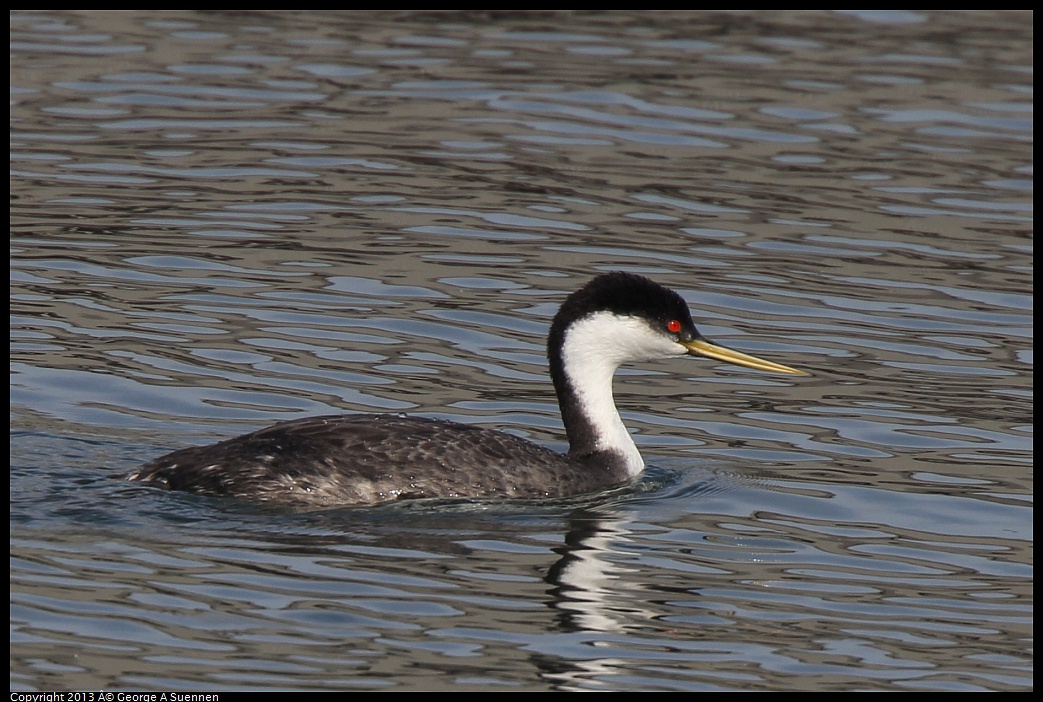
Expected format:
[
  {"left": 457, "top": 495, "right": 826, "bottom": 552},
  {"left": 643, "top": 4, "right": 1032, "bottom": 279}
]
[{"left": 681, "top": 337, "right": 809, "bottom": 375}]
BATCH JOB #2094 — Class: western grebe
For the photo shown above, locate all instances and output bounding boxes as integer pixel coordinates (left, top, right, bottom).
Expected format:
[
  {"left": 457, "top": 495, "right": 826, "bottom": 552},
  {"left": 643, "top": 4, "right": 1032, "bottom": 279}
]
[{"left": 129, "top": 272, "right": 807, "bottom": 507}]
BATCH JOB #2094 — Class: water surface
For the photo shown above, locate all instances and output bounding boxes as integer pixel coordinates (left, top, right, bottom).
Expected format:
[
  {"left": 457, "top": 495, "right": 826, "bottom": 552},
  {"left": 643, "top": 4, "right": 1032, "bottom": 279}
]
[{"left": 11, "top": 10, "right": 1032, "bottom": 691}]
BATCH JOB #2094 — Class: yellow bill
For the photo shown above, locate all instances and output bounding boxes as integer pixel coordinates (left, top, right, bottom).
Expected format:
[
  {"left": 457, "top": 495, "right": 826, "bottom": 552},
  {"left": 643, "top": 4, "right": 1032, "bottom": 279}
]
[{"left": 682, "top": 337, "right": 808, "bottom": 375}]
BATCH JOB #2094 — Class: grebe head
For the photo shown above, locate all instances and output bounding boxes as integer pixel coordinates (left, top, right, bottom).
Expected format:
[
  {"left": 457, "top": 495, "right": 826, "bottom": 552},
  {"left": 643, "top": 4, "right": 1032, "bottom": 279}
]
[{"left": 547, "top": 272, "right": 806, "bottom": 475}]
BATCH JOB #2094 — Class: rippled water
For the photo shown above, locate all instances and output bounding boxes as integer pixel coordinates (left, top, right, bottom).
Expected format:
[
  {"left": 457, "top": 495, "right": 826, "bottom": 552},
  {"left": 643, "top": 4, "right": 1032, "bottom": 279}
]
[{"left": 11, "top": 10, "right": 1031, "bottom": 692}]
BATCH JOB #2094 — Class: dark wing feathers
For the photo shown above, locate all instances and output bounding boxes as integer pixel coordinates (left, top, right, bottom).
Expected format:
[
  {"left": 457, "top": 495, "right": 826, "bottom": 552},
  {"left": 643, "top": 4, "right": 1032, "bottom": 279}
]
[{"left": 130, "top": 414, "right": 626, "bottom": 507}]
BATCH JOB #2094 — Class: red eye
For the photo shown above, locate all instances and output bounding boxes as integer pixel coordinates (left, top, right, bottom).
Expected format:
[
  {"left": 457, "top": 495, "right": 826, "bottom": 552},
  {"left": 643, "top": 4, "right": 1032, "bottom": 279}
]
[{"left": 667, "top": 319, "right": 682, "bottom": 333}]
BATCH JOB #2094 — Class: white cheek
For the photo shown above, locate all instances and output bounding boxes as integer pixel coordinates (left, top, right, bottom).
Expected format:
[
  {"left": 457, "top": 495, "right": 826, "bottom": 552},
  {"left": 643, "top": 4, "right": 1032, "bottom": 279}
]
[
  {"left": 621, "top": 320, "right": 687, "bottom": 361},
  {"left": 585, "top": 314, "right": 685, "bottom": 364}
]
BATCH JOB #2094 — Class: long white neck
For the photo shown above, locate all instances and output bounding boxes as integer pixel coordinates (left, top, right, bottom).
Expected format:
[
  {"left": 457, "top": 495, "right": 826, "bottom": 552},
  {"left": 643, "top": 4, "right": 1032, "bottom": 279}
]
[{"left": 552, "top": 312, "right": 686, "bottom": 478}]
